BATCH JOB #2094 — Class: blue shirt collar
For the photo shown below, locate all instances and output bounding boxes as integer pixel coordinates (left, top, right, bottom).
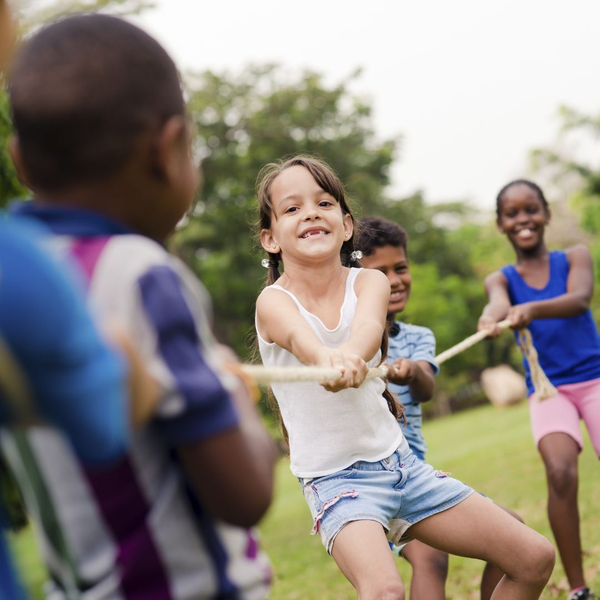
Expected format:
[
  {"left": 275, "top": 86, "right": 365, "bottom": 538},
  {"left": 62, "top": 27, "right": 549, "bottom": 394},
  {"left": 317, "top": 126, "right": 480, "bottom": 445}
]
[{"left": 9, "top": 200, "right": 135, "bottom": 237}]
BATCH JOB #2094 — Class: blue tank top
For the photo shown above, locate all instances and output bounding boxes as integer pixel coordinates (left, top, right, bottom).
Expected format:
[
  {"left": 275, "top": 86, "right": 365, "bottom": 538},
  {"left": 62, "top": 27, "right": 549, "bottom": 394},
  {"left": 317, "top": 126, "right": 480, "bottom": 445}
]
[{"left": 501, "top": 250, "right": 600, "bottom": 395}]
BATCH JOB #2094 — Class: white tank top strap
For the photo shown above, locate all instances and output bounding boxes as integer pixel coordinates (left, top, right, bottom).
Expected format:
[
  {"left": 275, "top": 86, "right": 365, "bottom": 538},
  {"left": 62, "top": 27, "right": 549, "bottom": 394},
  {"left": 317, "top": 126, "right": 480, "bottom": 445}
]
[
  {"left": 266, "top": 267, "right": 361, "bottom": 327},
  {"left": 267, "top": 284, "right": 306, "bottom": 315}
]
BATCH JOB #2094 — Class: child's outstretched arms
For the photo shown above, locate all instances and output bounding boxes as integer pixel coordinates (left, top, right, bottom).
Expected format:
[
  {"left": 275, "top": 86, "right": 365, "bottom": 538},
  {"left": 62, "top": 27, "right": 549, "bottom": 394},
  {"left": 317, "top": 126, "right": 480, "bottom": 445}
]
[
  {"left": 479, "top": 246, "right": 594, "bottom": 334},
  {"left": 512, "top": 245, "right": 593, "bottom": 325},
  {"left": 257, "top": 287, "right": 365, "bottom": 391},
  {"left": 256, "top": 268, "right": 390, "bottom": 392}
]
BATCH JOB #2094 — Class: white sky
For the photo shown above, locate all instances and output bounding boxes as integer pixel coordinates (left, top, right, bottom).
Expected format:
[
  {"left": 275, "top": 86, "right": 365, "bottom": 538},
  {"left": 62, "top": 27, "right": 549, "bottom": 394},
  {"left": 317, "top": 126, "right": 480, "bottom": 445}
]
[{"left": 132, "top": 1, "right": 600, "bottom": 213}]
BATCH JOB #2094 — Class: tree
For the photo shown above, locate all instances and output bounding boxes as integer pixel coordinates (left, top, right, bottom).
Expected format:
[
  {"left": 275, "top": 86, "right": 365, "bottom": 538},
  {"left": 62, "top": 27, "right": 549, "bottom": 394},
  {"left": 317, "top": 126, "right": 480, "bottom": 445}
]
[
  {"left": 0, "top": 0, "right": 153, "bottom": 207},
  {"left": 175, "top": 66, "right": 400, "bottom": 355},
  {"left": 16, "top": 0, "right": 153, "bottom": 29},
  {"left": 530, "top": 105, "right": 600, "bottom": 318},
  {"left": 0, "top": 92, "right": 25, "bottom": 207}
]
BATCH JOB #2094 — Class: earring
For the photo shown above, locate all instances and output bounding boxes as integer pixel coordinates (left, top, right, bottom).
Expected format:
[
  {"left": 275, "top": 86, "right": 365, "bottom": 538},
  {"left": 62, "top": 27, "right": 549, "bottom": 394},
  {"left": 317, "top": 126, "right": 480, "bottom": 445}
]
[
  {"left": 349, "top": 250, "right": 363, "bottom": 262},
  {"left": 261, "top": 258, "right": 270, "bottom": 268}
]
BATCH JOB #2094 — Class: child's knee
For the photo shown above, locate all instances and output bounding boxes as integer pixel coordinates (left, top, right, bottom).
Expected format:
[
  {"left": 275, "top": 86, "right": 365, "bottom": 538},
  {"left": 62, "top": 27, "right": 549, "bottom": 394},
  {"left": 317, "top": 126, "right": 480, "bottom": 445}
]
[
  {"left": 425, "top": 549, "right": 449, "bottom": 580},
  {"left": 364, "top": 580, "right": 405, "bottom": 600},
  {"left": 546, "top": 461, "right": 578, "bottom": 496},
  {"left": 518, "top": 535, "right": 556, "bottom": 585},
  {"left": 407, "top": 544, "right": 448, "bottom": 580}
]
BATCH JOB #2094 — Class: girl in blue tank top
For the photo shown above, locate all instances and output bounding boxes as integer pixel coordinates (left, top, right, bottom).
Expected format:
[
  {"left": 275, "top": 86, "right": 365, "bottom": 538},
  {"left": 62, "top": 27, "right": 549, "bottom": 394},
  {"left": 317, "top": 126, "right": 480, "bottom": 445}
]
[{"left": 478, "top": 179, "right": 600, "bottom": 600}]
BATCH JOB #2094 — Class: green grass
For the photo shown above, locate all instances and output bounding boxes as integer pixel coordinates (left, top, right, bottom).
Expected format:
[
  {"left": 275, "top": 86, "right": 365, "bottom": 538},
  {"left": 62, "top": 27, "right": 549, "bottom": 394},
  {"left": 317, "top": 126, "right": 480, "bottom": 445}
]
[{"left": 11, "top": 401, "right": 600, "bottom": 599}]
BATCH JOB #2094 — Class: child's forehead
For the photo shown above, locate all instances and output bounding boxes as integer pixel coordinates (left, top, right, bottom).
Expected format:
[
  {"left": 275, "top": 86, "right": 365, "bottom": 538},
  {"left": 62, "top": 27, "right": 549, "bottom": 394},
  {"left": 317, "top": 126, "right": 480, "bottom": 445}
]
[
  {"left": 500, "top": 184, "right": 542, "bottom": 206},
  {"left": 362, "top": 244, "right": 408, "bottom": 268},
  {"left": 271, "top": 166, "right": 329, "bottom": 199}
]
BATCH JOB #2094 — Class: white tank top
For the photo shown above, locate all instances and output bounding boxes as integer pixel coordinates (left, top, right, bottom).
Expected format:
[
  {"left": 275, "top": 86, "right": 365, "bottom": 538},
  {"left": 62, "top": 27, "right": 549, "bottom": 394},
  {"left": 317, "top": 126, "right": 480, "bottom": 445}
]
[{"left": 256, "top": 267, "right": 403, "bottom": 478}]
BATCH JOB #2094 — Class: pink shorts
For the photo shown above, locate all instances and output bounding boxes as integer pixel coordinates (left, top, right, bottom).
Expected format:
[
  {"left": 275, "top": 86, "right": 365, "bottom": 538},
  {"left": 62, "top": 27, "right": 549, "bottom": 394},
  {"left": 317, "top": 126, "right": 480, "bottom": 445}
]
[{"left": 529, "top": 377, "right": 600, "bottom": 457}]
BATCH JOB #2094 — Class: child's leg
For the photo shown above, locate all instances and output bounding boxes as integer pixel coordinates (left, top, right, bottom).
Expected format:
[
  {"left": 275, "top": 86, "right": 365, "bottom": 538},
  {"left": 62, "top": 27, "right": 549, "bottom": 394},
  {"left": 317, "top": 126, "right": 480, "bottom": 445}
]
[
  {"left": 538, "top": 431, "right": 584, "bottom": 590},
  {"left": 528, "top": 384, "right": 587, "bottom": 592},
  {"left": 479, "top": 505, "right": 524, "bottom": 600},
  {"left": 401, "top": 540, "right": 448, "bottom": 600},
  {"left": 408, "top": 493, "right": 555, "bottom": 599},
  {"left": 331, "top": 520, "right": 405, "bottom": 600}
]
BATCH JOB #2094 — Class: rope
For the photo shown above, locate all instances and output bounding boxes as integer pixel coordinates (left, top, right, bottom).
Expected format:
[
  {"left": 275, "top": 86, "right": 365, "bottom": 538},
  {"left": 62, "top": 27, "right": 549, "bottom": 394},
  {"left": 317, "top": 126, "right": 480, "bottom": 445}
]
[
  {"left": 240, "top": 320, "right": 557, "bottom": 402},
  {"left": 435, "top": 319, "right": 512, "bottom": 365},
  {"left": 239, "top": 364, "right": 389, "bottom": 386},
  {"left": 515, "top": 328, "right": 558, "bottom": 402},
  {"left": 435, "top": 319, "right": 557, "bottom": 402}
]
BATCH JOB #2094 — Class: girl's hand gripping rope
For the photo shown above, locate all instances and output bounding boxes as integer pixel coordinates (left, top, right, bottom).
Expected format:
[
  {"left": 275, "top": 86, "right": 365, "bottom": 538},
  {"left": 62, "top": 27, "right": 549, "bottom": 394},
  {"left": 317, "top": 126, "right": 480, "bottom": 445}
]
[
  {"left": 477, "top": 315, "right": 504, "bottom": 338},
  {"left": 506, "top": 303, "right": 535, "bottom": 330},
  {"left": 316, "top": 347, "right": 368, "bottom": 392}
]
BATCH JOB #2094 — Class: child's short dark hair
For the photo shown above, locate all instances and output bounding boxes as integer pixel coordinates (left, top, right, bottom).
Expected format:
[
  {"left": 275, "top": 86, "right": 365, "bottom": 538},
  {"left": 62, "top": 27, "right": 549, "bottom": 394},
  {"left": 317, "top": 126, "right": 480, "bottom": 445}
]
[
  {"left": 496, "top": 179, "right": 550, "bottom": 219},
  {"left": 8, "top": 14, "right": 185, "bottom": 192},
  {"left": 355, "top": 216, "right": 408, "bottom": 256}
]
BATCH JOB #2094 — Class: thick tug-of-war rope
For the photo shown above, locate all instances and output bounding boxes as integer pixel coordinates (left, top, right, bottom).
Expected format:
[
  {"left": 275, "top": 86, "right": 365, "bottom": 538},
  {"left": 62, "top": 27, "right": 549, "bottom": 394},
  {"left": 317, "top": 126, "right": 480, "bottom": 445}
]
[
  {"left": 240, "top": 319, "right": 557, "bottom": 402},
  {"left": 240, "top": 364, "right": 389, "bottom": 385},
  {"left": 514, "top": 328, "right": 558, "bottom": 402},
  {"left": 434, "top": 319, "right": 557, "bottom": 401}
]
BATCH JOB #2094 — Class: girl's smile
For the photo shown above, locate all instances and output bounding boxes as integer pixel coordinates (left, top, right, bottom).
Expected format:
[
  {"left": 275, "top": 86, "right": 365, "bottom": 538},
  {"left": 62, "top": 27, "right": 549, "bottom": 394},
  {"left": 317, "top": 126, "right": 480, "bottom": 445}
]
[
  {"left": 497, "top": 183, "right": 550, "bottom": 253},
  {"left": 300, "top": 226, "right": 330, "bottom": 239}
]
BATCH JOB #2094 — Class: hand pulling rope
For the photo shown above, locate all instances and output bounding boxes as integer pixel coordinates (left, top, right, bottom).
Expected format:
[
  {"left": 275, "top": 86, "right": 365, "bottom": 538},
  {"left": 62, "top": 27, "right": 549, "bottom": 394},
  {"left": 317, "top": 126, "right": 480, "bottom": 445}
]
[{"left": 239, "top": 320, "right": 557, "bottom": 402}]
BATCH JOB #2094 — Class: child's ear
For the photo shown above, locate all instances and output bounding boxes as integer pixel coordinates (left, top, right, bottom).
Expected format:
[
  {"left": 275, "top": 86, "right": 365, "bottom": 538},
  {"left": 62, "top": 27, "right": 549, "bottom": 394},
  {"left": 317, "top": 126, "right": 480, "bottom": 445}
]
[
  {"left": 496, "top": 219, "right": 505, "bottom": 234},
  {"left": 259, "top": 229, "right": 279, "bottom": 254},
  {"left": 343, "top": 213, "right": 353, "bottom": 241},
  {"left": 151, "top": 115, "right": 187, "bottom": 183},
  {"left": 8, "top": 136, "right": 30, "bottom": 188}
]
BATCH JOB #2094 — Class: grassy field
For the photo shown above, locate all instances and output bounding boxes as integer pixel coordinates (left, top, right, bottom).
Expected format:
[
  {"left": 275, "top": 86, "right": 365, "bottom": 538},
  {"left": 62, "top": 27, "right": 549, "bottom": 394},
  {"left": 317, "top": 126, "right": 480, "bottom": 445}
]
[{"left": 12, "top": 401, "right": 600, "bottom": 599}]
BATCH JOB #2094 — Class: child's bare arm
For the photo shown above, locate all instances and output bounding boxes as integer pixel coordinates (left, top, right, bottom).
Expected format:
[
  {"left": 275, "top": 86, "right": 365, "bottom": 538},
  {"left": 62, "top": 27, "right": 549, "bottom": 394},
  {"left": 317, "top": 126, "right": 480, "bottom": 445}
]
[
  {"left": 387, "top": 358, "right": 435, "bottom": 402},
  {"left": 478, "top": 270, "right": 512, "bottom": 337},
  {"left": 257, "top": 288, "right": 329, "bottom": 365},
  {"left": 340, "top": 269, "right": 390, "bottom": 362},
  {"left": 508, "top": 246, "right": 593, "bottom": 329},
  {"left": 103, "top": 324, "right": 159, "bottom": 427},
  {"left": 176, "top": 365, "right": 277, "bottom": 528},
  {"left": 256, "top": 285, "right": 372, "bottom": 392}
]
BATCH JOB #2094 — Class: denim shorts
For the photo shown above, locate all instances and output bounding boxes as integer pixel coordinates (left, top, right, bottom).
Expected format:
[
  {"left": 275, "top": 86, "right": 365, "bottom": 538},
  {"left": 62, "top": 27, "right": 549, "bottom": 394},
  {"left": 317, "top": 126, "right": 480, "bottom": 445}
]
[{"left": 299, "top": 437, "right": 474, "bottom": 554}]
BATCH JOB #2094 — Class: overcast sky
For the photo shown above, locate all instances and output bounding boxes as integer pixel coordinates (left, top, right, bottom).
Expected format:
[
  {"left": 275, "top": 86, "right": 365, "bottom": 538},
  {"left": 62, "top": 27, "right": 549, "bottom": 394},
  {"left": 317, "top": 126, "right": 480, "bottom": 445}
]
[{"left": 133, "top": 1, "right": 600, "bottom": 213}]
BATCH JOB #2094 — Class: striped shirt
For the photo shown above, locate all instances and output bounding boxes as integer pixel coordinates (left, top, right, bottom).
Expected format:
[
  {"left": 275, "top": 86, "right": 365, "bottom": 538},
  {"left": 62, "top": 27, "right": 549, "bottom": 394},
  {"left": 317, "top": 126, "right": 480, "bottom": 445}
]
[
  {"left": 388, "top": 322, "right": 439, "bottom": 461},
  {"left": 4, "top": 203, "right": 271, "bottom": 600}
]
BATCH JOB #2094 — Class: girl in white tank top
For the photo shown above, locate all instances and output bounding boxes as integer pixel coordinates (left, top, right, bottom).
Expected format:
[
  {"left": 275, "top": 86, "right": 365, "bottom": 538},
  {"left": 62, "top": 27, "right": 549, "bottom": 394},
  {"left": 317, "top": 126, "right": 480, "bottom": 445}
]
[{"left": 254, "top": 156, "right": 555, "bottom": 599}]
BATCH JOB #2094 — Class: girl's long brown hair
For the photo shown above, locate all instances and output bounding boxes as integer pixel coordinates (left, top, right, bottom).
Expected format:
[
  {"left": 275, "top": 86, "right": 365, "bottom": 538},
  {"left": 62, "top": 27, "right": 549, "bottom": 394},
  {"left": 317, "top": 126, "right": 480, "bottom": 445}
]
[{"left": 255, "top": 155, "right": 405, "bottom": 433}]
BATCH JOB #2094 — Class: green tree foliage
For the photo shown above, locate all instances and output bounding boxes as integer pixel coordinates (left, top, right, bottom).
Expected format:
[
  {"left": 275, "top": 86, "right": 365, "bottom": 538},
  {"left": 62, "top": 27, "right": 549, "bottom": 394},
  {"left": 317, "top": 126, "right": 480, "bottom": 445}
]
[
  {"left": 531, "top": 105, "right": 600, "bottom": 318},
  {"left": 176, "top": 66, "right": 399, "bottom": 355},
  {"left": 17, "top": 0, "right": 153, "bottom": 29},
  {"left": 0, "top": 0, "right": 153, "bottom": 207},
  {"left": 0, "top": 91, "right": 25, "bottom": 207}
]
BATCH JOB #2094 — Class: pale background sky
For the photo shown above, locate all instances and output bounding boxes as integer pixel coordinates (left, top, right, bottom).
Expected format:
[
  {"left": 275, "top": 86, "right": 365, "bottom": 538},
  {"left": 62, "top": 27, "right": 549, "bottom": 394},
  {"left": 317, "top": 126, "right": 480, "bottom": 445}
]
[{"left": 131, "top": 2, "right": 598, "bottom": 213}]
